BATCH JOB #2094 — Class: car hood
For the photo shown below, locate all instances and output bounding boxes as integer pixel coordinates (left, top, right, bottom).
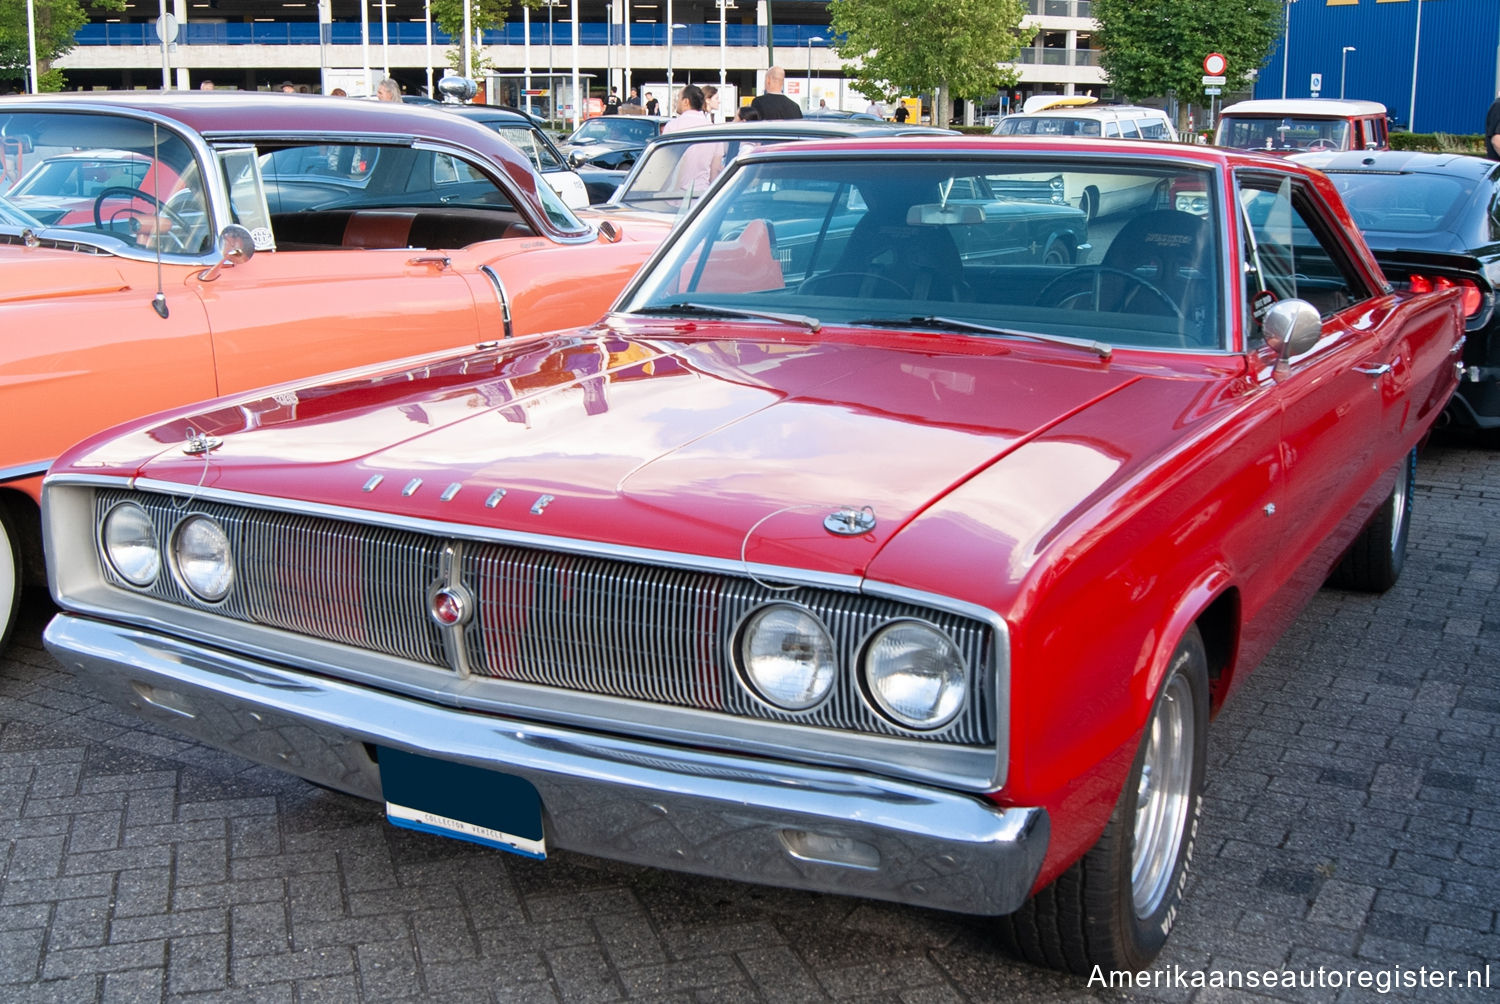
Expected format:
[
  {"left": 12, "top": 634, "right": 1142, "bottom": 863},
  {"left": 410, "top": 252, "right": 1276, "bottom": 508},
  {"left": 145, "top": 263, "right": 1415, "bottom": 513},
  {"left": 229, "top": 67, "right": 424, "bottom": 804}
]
[{"left": 69, "top": 322, "right": 1178, "bottom": 577}]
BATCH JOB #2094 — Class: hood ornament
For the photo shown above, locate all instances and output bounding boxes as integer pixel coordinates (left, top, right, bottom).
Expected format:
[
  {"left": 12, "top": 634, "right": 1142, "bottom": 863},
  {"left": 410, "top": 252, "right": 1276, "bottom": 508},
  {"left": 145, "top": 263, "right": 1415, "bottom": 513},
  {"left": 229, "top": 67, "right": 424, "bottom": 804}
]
[
  {"left": 182, "top": 430, "right": 222, "bottom": 456},
  {"left": 824, "top": 505, "right": 876, "bottom": 537}
]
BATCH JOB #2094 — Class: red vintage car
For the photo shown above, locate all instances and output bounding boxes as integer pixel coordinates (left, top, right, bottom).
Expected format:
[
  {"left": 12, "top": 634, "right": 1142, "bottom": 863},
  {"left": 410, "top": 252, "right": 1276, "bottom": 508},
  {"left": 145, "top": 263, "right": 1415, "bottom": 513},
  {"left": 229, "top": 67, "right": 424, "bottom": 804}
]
[
  {"left": 41, "top": 137, "right": 1462, "bottom": 972},
  {"left": 0, "top": 92, "right": 670, "bottom": 648}
]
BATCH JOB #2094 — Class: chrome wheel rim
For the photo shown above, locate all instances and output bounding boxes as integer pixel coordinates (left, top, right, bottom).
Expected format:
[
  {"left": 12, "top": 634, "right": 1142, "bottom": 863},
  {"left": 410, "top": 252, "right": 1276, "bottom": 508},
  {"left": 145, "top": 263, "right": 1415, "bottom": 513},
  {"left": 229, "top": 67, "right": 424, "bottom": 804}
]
[
  {"left": 1132, "top": 672, "right": 1194, "bottom": 917},
  {"left": 0, "top": 519, "right": 16, "bottom": 625},
  {"left": 1389, "top": 453, "right": 1413, "bottom": 559}
]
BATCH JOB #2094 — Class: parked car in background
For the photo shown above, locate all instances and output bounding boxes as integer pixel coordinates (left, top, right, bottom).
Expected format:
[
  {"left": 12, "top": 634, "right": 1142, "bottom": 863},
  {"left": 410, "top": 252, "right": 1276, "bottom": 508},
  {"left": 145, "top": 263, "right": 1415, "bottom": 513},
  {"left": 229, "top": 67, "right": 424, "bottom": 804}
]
[
  {"left": 437, "top": 103, "right": 589, "bottom": 209},
  {"left": 993, "top": 105, "right": 1178, "bottom": 221},
  {"left": 41, "top": 136, "right": 1463, "bottom": 974},
  {"left": 1296, "top": 148, "right": 1500, "bottom": 430},
  {"left": 556, "top": 114, "right": 669, "bottom": 171},
  {"left": 1216, "top": 98, "right": 1389, "bottom": 154},
  {"left": 991, "top": 103, "right": 1177, "bottom": 141},
  {"left": 0, "top": 91, "right": 670, "bottom": 649},
  {"left": 593, "top": 118, "right": 952, "bottom": 218}
]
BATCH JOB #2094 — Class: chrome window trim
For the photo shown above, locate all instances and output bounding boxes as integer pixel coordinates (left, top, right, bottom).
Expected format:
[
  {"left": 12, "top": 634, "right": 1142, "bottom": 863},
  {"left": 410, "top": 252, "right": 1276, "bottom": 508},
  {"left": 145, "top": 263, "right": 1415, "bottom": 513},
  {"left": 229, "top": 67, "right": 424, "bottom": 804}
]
[{"left": 45, "top": 475, "right": 1010, "bottom": 791}]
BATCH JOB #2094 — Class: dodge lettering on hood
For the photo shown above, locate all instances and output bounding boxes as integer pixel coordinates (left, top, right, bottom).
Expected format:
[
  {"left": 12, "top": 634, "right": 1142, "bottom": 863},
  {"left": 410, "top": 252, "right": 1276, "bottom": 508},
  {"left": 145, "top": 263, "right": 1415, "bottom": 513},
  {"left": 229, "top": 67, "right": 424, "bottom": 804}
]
[{"left": 42, "top": 136, "right": 1463, "bottom": 974}]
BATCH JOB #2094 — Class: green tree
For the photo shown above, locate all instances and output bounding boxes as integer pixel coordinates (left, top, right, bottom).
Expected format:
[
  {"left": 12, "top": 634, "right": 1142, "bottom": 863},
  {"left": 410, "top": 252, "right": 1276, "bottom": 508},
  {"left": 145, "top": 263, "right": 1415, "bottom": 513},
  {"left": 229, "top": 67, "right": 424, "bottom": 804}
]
[
  {"left": 429, "top": 0, "right": 529, "bottom": 82},
  {"left": 1, "top": 0, "right": 124, "bottom": 91},
  {"left": 1092, "top": 0, "right": 1281, "bottom": 125},
  {"left": 829, "top": 0, "right": 1028, "bottom": 128}
]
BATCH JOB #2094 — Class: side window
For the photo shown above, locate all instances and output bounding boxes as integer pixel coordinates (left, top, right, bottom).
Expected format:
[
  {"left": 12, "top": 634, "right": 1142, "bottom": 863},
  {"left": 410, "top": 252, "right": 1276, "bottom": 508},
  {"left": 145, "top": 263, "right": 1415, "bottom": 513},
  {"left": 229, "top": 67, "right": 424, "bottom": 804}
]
[
  {"left": 1239, "top": 172, "right": 1372, "bottom": 341},
  {"left": 1104, "top": 121, "right": 1120, "bottom": 138},
  {"left": 1117, "top": 118, "right": 1141, "bottom": 139}
]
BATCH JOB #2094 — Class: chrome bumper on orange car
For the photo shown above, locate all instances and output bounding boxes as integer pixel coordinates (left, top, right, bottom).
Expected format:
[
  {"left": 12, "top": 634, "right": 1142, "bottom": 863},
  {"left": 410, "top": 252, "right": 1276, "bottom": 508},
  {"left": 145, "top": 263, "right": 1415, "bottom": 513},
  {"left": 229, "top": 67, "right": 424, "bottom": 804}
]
[{"left": 45, "top": 613, "right": 1049, "bottom": 917}]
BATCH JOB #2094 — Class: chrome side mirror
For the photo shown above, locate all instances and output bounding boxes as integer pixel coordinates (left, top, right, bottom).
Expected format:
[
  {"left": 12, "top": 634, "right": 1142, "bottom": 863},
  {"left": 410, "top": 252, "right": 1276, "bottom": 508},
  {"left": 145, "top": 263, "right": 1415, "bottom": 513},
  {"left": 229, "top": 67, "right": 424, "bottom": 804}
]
[
  {"left": 197, "top": 224, "right": 256, "bottom": 282},
  {"left": 1262, "top": 299, "right": 1323, "bottom": 375}
]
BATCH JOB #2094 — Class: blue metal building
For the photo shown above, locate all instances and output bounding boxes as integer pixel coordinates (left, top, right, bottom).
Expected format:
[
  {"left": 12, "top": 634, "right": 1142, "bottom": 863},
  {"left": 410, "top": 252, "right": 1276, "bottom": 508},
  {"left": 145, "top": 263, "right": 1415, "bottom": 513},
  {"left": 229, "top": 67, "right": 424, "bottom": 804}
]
[{"left": 1254, "top": 0, "right": 1500, "bottom": 135}]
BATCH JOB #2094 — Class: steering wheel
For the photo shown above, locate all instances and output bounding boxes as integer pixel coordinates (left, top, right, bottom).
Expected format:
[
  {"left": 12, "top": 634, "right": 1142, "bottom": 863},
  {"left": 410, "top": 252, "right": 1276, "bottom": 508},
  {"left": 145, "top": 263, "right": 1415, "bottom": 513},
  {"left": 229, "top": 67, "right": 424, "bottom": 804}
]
[
  {"left": 92, "top": 186, "right": 195, "bottom": 249},
  {"left": 798, "top": 271, "right": 910, "bottom": 298},
  {"left": 1035, "top": 265, "right": 1181, "bottom": 317},
  {"left": 1305, "top": 138, "right": 1338, "bottom": 152}
]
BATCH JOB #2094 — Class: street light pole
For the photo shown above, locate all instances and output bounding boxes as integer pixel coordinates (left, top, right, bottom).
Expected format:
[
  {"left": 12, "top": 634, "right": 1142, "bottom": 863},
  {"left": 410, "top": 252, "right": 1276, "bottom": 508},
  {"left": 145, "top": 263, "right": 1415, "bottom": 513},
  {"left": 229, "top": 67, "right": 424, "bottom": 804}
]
[
  {"left": 806, "top": 35, "right": 823, "bottom": 111},
  {"left": 1409, "top": 0, "right": 1424, "bottom": 132},
  {"left": 1340, "top": 46, "right": 1355, "bottom": 100},
  {"left": 718, "top": 0, "right": 727, "bottom": 106},
  {"left": 606, "top": 2, "right": 613, "bottom": 96},
  {"left": 1281, "top": 0, "right": 1296, "bottom": 99},
  {"left": 667, "top": 0, "right": 674, "bottom": 107}
]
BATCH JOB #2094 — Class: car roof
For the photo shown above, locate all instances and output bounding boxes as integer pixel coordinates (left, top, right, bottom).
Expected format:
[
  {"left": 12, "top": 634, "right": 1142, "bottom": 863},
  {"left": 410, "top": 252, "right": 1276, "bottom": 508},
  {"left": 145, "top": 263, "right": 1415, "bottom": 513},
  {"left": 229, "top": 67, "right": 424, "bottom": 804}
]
[
  {"left": 440, "top": 104, "right": 536, "bottom": 125},
  {"left": 1014, "top": 105, "right": 1170, "bottom": 119},
  {"left": 1219, "top": 98, "right": 1387, "bottom": 117},
  {"left": 644, "top": 119, "right": 950, "bottom": 143},
  {"left": 735, "top": 133, "right": 1276, "bottom": 170},
  {"left": 1293, "top": 148, "right": 1500, "bottom": 179}
]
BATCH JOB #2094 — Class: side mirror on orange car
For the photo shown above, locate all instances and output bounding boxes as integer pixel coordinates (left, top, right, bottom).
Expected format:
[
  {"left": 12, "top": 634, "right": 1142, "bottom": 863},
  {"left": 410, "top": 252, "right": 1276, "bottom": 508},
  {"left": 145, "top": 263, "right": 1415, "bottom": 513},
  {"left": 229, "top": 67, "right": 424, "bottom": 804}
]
[{"left": 197, "top": 224, "right": 256, "bottom": 282}]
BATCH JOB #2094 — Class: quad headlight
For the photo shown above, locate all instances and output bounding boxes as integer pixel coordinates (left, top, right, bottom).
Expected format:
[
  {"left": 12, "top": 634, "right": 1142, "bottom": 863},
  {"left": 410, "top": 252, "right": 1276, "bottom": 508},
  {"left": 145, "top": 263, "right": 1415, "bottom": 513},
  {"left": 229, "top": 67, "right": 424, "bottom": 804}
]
[
  {"left": 737, "top": 604, "right": 836, "bottom": 711},
  {"left": 171, "top": 516, "right": 234, "bottom": 602},
  {"left": 101, "top": 502, "right": 160, "bottom": 587},
  {"left": 861, "top": 621, "right": 967, "bottom": 730}
]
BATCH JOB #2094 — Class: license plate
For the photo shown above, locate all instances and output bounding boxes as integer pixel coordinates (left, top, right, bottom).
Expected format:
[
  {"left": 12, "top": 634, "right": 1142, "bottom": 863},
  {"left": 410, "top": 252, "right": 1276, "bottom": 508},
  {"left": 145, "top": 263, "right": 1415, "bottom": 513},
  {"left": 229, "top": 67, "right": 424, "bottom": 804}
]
[{"left": 378, "top": 747, "right": 546, "bottom": 859}]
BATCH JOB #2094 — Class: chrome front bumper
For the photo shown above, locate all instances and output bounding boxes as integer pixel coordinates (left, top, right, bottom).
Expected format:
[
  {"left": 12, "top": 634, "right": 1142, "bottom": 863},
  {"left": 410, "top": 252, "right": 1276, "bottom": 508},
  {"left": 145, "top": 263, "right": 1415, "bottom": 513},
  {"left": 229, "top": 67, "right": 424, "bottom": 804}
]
[{"left": 45, "top": 613, "right": 1048, "bottom": 916}]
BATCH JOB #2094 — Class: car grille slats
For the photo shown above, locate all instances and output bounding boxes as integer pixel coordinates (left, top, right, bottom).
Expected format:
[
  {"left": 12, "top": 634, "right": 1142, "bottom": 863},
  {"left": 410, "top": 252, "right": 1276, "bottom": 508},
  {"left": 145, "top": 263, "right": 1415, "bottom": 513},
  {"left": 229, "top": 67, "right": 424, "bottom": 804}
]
[{"left": 97, "top": 491, "right": 994, "bottom": 746}]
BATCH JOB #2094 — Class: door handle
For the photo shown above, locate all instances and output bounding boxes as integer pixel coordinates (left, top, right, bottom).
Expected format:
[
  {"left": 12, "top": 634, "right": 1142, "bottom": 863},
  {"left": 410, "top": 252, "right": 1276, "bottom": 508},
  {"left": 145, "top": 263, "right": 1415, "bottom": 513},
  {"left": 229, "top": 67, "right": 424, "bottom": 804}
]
[
  {"left": 407, "top": 255, "right": 451, "bottom": 271},
  {"left": 1352, "top": 362, "right": 1392, "bottom": 377}
]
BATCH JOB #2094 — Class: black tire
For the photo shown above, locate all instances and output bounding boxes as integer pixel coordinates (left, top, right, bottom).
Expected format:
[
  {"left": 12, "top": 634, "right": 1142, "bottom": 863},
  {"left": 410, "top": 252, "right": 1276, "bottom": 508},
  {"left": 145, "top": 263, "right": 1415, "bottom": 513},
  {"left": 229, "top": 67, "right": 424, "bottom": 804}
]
[
  {"left": 0, "top": 502, "right": 21, "bottom": 653},
  {"left": 1328, "top": 447, "right": 1415, "bottom": 593},
  {"left": 1041, "top": 236, "right": 1072, "bottom": 266},
  {"left": 996, "top": 626, "right": 1209, "bottom": 974},
  {"left": 1080, "top": 187, "right": 1099, "bottom": 223}
]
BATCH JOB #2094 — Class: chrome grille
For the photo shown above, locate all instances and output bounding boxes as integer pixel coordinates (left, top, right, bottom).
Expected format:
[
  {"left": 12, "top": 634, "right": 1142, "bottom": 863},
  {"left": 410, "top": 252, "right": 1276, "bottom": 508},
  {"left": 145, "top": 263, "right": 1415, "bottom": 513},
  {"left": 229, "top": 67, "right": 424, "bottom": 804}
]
[{"left": 97, "top": 491, "right": 995, "bottom": 745}]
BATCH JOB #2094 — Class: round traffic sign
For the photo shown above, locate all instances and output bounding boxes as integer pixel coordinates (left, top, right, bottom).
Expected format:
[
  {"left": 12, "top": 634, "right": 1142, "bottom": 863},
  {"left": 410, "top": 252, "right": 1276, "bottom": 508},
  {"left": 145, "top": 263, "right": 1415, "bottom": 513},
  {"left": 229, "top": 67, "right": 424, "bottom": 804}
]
[{"left": 1203, "top": 52, "right": 1227, "bottom": 76}]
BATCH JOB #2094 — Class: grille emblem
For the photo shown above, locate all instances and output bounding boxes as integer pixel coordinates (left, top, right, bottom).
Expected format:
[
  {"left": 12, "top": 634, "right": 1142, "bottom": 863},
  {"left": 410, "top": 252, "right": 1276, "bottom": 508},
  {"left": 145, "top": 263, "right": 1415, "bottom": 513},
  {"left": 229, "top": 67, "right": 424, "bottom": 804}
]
[{"left": 429, "top": 585, "right": 471, "bottom": 627}]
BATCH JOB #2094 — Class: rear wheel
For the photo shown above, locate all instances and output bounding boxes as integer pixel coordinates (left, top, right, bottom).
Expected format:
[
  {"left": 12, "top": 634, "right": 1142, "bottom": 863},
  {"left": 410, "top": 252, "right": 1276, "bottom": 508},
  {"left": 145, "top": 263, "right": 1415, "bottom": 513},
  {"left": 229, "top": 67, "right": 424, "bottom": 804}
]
[
  {"left": 1328, "top": 447, "right": 1415, "bottom": 592},
  {"left": 1079, "top": 187, "right": 1099, "bottom": 223},
  {"left": 997, "top": 626, "right": 1208, "bottom": 973},
  {"left": 0, "top": 503, "right": 20, "bottom": 653}
]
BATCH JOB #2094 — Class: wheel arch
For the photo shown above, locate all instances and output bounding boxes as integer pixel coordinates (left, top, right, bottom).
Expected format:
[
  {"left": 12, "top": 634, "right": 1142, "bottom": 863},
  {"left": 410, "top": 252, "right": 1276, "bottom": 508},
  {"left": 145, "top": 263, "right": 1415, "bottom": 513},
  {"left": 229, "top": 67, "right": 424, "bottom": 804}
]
[
  {"left": 0, "top": 487, "right": 44, "bottom": 588},
  {"left": 1142, "top": 567, "right": 1240, "bottom": 719}
]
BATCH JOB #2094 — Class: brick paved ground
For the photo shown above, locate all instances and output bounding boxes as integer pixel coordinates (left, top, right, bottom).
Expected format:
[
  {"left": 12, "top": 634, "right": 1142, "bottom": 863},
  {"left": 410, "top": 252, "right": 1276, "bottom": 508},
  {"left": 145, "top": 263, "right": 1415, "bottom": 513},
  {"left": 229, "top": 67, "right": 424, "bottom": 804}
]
[{"left": 0, "top": 435, "right": 1495, "bottom": 1002}]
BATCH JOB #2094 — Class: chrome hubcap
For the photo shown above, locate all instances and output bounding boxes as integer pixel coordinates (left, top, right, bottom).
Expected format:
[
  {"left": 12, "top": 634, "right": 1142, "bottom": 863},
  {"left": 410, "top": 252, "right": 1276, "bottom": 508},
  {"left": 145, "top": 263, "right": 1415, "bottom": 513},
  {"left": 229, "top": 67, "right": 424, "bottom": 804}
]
[{"left": 1132, "top": 673, "right": 1194, "bottom": 917}]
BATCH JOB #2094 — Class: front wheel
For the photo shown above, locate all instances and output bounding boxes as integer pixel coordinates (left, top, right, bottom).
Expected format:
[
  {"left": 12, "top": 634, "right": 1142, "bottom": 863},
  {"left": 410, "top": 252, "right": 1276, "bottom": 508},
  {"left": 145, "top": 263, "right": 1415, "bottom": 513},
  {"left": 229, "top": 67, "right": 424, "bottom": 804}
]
[
  {"left": 0, "top": 503, "right": 20, "bottom": 653},
  {"left": 997, "top": 626, "right": 1209, "bottom": 973},
  {"left": 1328, "top": 447, "right": 1415, "bottom": 592}
]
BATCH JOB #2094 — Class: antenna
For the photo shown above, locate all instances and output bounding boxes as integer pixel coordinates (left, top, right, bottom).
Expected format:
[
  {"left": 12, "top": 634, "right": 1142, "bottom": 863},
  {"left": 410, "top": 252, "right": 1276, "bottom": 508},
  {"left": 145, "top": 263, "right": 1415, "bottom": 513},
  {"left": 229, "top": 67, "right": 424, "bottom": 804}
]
[{"left": 151, "top": 123, "right": 169, "bottom": 319}]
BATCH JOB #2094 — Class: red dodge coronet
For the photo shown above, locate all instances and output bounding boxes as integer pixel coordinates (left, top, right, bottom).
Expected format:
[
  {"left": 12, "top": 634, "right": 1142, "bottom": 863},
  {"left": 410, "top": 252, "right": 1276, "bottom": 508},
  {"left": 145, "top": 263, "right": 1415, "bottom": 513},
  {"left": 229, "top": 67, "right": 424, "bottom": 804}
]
[{"left": 40, "top": 136, "right": 1462, "bottom": 973}]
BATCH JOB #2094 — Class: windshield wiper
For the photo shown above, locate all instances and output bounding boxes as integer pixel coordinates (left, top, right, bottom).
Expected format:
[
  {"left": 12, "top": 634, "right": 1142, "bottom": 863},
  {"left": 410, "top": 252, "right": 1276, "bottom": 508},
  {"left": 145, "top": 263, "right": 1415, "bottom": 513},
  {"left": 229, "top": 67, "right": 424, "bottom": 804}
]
[
  {"left": 849, "top": 315, "right": 1112, "bottom": 360},
  {"left": 621, "top": 302, "right": 821, "bottom": 332}
]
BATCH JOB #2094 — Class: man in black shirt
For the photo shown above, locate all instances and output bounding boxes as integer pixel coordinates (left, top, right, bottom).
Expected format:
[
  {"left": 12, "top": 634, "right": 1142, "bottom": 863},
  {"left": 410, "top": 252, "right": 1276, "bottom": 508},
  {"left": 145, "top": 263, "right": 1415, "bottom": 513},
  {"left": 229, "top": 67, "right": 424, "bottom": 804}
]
[
  {"left": 605, "top": 87, "right": 622, "bottom": 114},
  {"left": 750, "top": 66, "right": 803, "bottom": 120}
]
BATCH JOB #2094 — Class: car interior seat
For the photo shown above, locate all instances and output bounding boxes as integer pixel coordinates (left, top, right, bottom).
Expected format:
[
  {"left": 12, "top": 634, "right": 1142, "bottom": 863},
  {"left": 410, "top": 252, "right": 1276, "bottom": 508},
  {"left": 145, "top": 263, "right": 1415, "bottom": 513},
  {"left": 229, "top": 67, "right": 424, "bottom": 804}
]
[
  {"left": 1100, "top": 208, "right": 1214, "bottom": 342},
  {"left": 810, "top": 213, "right": 967, "bottom": 300}
]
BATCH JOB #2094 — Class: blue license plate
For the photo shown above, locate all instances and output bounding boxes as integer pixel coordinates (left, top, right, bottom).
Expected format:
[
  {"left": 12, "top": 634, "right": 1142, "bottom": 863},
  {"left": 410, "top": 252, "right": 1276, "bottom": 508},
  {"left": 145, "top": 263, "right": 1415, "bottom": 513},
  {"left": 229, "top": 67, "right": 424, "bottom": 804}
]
[{"left": 378, "top": 747, "right": 546, "bottom": 859}]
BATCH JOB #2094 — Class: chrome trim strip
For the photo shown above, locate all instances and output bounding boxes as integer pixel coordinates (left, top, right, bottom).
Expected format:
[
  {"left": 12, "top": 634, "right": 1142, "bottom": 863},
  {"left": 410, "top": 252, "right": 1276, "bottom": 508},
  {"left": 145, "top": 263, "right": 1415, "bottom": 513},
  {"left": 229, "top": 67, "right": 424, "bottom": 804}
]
[
  {"left": 45, "top": 614, "right": 1046, "bottom": 917},
  {"left": 47, "top": 474, "right": 867, "bottom": 592},
  {"left": 1, "top": 460, "right": 50, "bottom": 486},
  {"left": 478, "top": 265, "right": 515, "bottom": 339}
]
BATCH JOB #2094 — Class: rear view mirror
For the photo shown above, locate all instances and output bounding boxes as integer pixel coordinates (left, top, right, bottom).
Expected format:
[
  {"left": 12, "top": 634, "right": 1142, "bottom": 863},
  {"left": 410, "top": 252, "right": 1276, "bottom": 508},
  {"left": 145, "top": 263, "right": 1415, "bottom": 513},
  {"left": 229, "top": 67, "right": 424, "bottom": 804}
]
[
  {"left": 1263, "top": 298, "right": 1323, "bottom": 373},
  {"left": 907, "top": 203, "right": 985, "bottom": 226},
  {"left": 197, "top": 224, "right": 256, "bottom": 282}
]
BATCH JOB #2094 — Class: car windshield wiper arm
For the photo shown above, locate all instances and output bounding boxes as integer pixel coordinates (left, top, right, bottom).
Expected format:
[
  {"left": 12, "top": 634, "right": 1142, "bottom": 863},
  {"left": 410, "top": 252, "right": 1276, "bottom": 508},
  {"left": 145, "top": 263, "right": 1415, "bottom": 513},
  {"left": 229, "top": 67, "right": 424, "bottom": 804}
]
[
  {"left": 850, "top": 315, "right": 1112, "bottom": 360},
  {"left": 621, "top": 302, "right": 821, "bottom": 332}
]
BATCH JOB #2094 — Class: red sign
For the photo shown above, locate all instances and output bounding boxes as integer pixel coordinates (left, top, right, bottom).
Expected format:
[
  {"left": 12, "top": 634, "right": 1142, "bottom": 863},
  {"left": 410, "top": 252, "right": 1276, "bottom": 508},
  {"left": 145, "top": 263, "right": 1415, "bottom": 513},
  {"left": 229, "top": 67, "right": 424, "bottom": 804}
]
[{"left": 1203, "top": 52, "right": 1227, "bottom": 76}]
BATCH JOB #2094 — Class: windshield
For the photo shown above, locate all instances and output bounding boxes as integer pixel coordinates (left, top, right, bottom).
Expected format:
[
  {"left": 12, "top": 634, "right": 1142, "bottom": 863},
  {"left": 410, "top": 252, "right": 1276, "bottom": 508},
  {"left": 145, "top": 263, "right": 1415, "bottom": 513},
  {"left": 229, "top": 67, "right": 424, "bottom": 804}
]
[
  {"left": 620, "top": 154, "right": 1224, "bottom": 351},
  {"left": 995, "top": 116, "right": 1102, "bottom": 137},
  {"left": 571, "top": 118, "right": 659, "bottom": 145},
  {"left": 0, "top": 110, "right": 212, "bottom": 254},
  {"left": 486, "top": 123, "right": 565, "bottom": 172},
  {"left": 1218, "top": 116, "right": 1351, "bottom": 153},
  {"left": 614, "top": 135, "right": 783, "bottom": 210}
]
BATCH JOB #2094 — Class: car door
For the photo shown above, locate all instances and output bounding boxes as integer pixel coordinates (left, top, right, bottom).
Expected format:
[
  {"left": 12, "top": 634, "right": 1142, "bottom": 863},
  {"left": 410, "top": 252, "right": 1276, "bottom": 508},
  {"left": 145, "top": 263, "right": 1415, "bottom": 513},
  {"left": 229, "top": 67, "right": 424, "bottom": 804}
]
[
  {"left": 1238, "top": 172, "right": 1398, "bottom": 588},
  {"left": 192, "top": 142, "right": 490, "bottom": 396}
]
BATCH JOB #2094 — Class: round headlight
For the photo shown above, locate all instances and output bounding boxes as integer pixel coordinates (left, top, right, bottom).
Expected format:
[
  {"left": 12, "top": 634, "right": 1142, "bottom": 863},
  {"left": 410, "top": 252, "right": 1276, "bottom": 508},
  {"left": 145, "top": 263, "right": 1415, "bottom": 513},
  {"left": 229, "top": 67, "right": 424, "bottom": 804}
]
[
  {"left": 101, "top": 503, "right": 160, "bottom": 587},
  {"left": 862, "top": 621, "right": 967, "bottom": 730},
  {"left": 738, "top": 604, "right": 837, "bottom": 711},
  {"left": 172, "top": 516, "right": 234, "bottom": 602}
]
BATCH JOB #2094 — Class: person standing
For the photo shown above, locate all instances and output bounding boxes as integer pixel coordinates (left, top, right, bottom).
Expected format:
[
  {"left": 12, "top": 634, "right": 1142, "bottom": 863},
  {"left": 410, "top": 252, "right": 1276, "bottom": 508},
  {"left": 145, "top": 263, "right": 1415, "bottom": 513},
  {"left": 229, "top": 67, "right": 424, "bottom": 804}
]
[
  {"left": 1486, "top": 92, "right": 1500, "bottom": 161},
  {"left": 376, "top": 77, "right": 401, "bottom": 102},
  {"left": 894, "top": 102, "right": 909, "bottom": 123},
  {"left": 605, "top": 86, "right": 622, "bottom": 115},
  {"left": 701, "top": 84, "right": 720, "bottom": 123},
  {"left": 645, "top": 92, "right": 659, "bottom": 116},
  {"left": 662, "top": 84, "right": 712, "bottom": 134},
  {"left": 750, "top": 66, "right": 802, "bottom": 120}
]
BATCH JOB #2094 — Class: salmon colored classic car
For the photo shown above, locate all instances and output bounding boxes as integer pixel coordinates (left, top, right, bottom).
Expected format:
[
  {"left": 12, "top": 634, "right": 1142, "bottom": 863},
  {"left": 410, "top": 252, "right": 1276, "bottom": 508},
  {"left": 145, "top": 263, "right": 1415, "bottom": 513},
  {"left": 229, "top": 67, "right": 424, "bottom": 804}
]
[
  {"left": 42, "top": 137, "right": 1463, "bottom": 973},
  {"left": 0, "top": 91, "right": 670, "bottom": 647}
]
